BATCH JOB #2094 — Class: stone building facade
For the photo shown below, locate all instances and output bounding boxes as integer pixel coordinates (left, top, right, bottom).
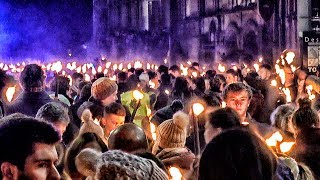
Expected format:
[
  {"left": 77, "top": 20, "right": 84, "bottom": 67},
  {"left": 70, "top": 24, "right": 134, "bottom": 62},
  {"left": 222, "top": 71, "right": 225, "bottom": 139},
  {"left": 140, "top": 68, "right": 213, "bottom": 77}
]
[{"left": 93, "top": 0, "right": 319, "bottom": 66}]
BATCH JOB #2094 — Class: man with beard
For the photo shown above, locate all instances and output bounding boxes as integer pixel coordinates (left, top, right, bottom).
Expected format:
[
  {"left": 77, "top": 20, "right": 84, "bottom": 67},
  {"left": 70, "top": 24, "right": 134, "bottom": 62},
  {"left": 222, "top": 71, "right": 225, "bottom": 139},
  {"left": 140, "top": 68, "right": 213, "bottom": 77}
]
[{"left": 0, "top": 116, "right": 60, "bottom": 180}]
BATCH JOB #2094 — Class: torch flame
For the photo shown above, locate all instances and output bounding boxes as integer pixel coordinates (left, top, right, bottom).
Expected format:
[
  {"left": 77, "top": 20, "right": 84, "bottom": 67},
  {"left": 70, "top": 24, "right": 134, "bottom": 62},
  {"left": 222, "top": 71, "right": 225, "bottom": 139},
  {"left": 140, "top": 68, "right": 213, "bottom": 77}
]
[
  {"left": 106, "top": 62, "right": 111, "bottom": 69},
  {"left": 290, "top": 65, "right": 297, "bottom": 72},
  {"left": 118, "top": 63, "right": 123, "bottom": 70},
  {"left": 221, "top": 101, "right": 226, "bottom": 108},
  {"left": 97, "top": 66, "right": 102, "bottom": 73},
  {"left": 84, "top": 74, "right": 90, "bottom": 82},
  {"left": 113, "top": 64, "right": 118, "bottom": 71},
  {"left": 282, "top": 88, "right": 292, "bottom": 103},
  {"left": 133, "top": 90, "right": 144, "bottom": 100},
  {"left": 270, "top": 80, "right": 277, "bottom": 87},
  {"left": 169, "top": 167, "right": 182, "bottom": 180},
  {"left": 218, "top": 64, "right": 226, "bottom": 73},
  {"left": 253, "top": 63, "right": 259, "bottom": 72},
  {"left": 306, "top": 85, "right": 316, "bottom": 100},
  {"left": 51, "top": 61, "right": 63, "bottom": 73},
  {"left": 266, "top": 131, "right": 283, "bottom": 147},
  {"left": 192, "top": 103, "right": 205, "bottom": 116},
  {"left": 280, "top": 142, "right": 295, "bottom": 153},
  {"left": 165, "top": 89, "right": 170, "bottom": 95},
  {"left": 285, "top": 52, "right": 295, "bottom": 65},
  {"left": 191, "top": 72, "right": 198, "bottom": 78},
  {"left": 150, "top": 122, "right": 157, "bottom": 141},
  {"left": 6, "top": 86, "right": 16, "bottom": 102},
  {"left": 82, "top": 64, "right": 87, "bottom": 74},
  {"left": 278, "top": 69, "right": 286, "bottom": 85},
  {"left": 149, "top": 81, "right": 156, "bottom": 89}
]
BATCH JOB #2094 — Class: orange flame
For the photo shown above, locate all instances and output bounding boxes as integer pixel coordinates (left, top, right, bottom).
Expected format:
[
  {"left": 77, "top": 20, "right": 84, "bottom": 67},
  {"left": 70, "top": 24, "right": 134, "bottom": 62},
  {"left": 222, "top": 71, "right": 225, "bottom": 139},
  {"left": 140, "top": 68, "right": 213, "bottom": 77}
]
[
  {"left": 6, "top": 86, "right": 16, "bottom": 102},
  {"left": 280, "top": 142, "right": 295, "bottom": 153}
]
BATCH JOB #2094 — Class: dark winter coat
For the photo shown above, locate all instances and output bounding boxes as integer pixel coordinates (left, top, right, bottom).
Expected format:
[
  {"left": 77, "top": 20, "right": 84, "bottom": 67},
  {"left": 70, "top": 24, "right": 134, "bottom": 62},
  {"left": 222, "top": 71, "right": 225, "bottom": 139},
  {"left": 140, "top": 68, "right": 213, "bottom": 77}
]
[{"left": 5, "top": 91, "right": 53, "bottom": 117}]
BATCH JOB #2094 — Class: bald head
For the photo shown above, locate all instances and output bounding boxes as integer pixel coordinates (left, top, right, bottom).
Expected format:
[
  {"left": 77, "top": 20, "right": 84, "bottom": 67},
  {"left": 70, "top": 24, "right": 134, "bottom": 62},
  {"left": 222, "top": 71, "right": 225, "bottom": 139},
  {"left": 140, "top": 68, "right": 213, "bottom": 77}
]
[{"left": 108, "top": 124, "right": 148, "bottom": 153}]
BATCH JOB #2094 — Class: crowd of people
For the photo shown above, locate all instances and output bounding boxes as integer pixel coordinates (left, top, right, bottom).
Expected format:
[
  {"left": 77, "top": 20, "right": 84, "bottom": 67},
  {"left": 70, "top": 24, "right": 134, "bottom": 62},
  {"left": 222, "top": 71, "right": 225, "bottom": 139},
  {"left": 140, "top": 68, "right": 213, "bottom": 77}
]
[{"left": 0, "top": 58, "right": 319, "bottom": 180}]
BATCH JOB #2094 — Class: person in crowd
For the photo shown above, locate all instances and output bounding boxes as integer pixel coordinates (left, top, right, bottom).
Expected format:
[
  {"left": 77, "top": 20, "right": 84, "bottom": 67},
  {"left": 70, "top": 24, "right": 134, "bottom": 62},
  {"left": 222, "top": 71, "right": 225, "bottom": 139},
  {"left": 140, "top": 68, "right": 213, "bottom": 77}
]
[
  {"left": 71, "top": 82, "right": 92, "bottom": 128},
  {"left": 116, "top": 71, "right": 129, "bottom": 101},
  {"left": 75, "top": 149, "right": 168, "bottom": 180},
  {"left": 154, "top": 73, "right": 172, "bottom": 110},
  {"left": 290, "top": 98, "right": 320, "bottom": 179},
  {"left": 139, "top": 72, "right": 157, "bottom": 107},
  {"left": 296, "top": 69, "right": 308, "bottom": 99},
  {"left": 225, "top": 69, "right": 239, "bottom": 85},
  {"left": 0, "top": 116, "right": 61, "bottom": 179},
  {"left": 157, "top": 65, "right": 169, "bottom": 76},
  {"left": 255, "top": 64, "right": 281, "bottom": 124},
  {"left": 50, "top": 76, "right": 73, "bottom": 105},
  {"left": 121, "top": 74, "right": 150, "bottom": 127},
  {"left": 258, "top": 64, "right": 273, "bottom": 81},
  {"left": 70, "top": 72, "right": 84, "bottom": 101},
  {"left": 36, "top": 102, "right": 70, "bottom": 137},
  {"left": 35, "top": 102, "right": 72, "bottom": 176},
  {"left": 171, "top": 76, "right": 191, "bottom": 103},
  {"left": 90, "top": 77, "right": 118, "bottom": 107},
  {"left": 108, "top": 123, "right": 149, "bottom": 153},
  {"left": 152, "top": 111, "right": 195, "bottom": 179},
  {"left": 169, "top": 64, "right": 181, "bottom": 78},
  {"left": 151, "top": 99, "right": 184, "bottom": 126},
  {"left": 279, "top": 157, "right": 315, "bottom": 180},
  {"left": 204, "top": 107, "right": 241, "bottom": 143},
  {"left": 148, "top": 70, "right": 160, "bottom": 89},
  {"left": 222, "top": 82, "right": 275, "bottom": 139},
  {"left": 283, "top": 65, "right": 298, "bottom": 102},
  {"left": 64, "top": 132, "right": 108, "bottom": 179},
  {"left": 270, "top": 104, "right": 296, "bottom": 141},
  {"left": 210, "top": 74, "right": 226, "bottom": 93},
  {"left": 100, "top": 102, "right": 126, "bottom": 139},
  {"left": 191, "top": 62, "right": 200, "bottom": 71},
  {"left": 192, "top": 77, "right": 206, "bottom": 98},
  {"left": 5, "top": 64, "right": 53, "bottom": 117},
  {"left": 77, "top": 77, "right": 118, "bottom": 122},
  {"left": 199, "top": 128, "right": 290, "bottom": 180},
  {"left": 244, "top": 72, "right": 267, "bottom": 123}
]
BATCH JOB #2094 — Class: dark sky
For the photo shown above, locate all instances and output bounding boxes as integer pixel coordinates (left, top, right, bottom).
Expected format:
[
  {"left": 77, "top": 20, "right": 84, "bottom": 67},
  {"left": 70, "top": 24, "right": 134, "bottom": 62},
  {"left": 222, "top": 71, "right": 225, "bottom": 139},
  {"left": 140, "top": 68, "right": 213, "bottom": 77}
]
[{"left": 0, "top": 0, "right": 93, "bottom": 61}]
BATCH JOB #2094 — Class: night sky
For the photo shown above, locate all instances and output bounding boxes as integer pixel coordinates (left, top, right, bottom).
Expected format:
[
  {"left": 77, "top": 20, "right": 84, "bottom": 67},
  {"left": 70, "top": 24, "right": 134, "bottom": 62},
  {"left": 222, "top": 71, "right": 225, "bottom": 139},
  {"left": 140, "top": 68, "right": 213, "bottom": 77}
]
[{"left": 0, "top": 0, "right": 93, "bottom": 61}]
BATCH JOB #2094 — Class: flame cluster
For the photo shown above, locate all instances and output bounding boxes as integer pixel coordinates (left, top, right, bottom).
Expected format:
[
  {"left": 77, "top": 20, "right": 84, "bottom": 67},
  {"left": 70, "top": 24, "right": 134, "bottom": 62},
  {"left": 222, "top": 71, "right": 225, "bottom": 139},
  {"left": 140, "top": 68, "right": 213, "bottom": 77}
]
[{"left": 266, "top": 131, "right": 295, "bottom": 153}]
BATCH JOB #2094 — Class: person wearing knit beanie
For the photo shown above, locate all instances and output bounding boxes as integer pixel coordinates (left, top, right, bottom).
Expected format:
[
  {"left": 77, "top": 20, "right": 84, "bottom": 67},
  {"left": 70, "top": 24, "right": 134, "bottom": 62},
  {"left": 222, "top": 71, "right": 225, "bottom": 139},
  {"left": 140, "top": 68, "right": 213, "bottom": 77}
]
[
  {"left": 152, "top": 111, "right": 190, "bottom": 153},
  {"left": 152, "top": 111, "right": 195, "bottom": 179},
  {"left": 91, "top": 77, "right": 118, "bottom": 106},
  {"left": 75, "top": 149, "right": 168, "bottom": 180},
  {"left": 79, "top": 109, "right": 106, "bottom": 144}
]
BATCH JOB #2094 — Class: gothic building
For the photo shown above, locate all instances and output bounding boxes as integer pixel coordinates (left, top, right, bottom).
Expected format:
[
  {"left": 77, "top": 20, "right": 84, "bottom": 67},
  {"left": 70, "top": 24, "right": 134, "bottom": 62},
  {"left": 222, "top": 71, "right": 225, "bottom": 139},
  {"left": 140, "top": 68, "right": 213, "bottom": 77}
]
[{"left": 93, "top": 0, "right": 318, "bottom": 65}]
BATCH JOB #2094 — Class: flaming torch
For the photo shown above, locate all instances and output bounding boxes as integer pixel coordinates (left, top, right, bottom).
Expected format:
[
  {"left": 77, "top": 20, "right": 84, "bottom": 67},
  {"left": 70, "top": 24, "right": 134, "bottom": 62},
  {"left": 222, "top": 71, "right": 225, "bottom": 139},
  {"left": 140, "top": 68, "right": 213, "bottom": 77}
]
[
  {"left": 6, "top": 86, "right": 16, "bottom": 102},
  {"left": 192, "top": 103, "right": 205, "bottom": 156},
  {"left": 279, "top": 142, "right": 295, "bottom": 153},
  {"left": 218, "top": 64, "right": 226, "bottom": 73},
  {"left": 169, "top": 167, "right": 182, "bottom": 180},
  {"left": 131, "top": 90, "right": 144, "bottom": 122}
]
